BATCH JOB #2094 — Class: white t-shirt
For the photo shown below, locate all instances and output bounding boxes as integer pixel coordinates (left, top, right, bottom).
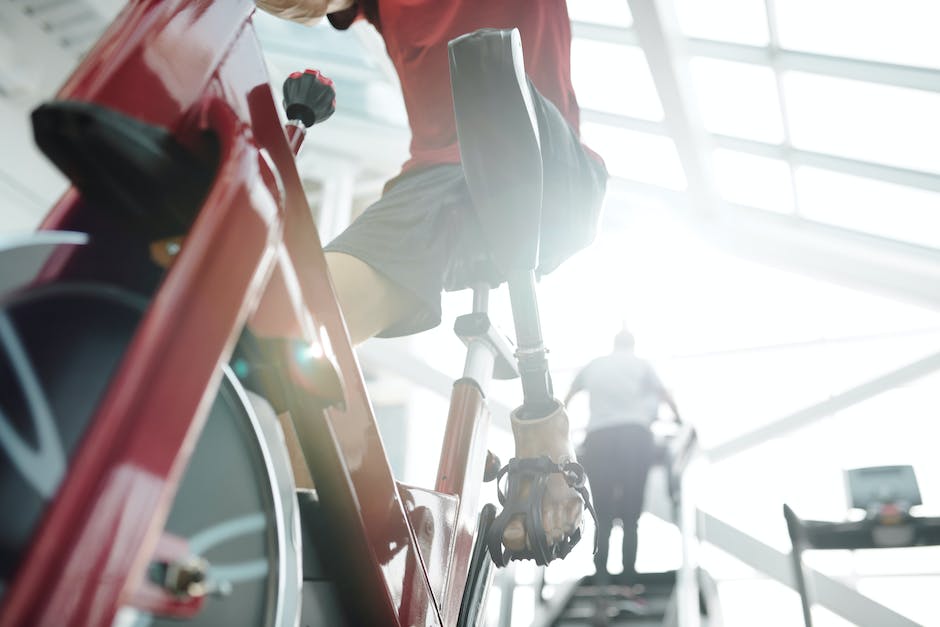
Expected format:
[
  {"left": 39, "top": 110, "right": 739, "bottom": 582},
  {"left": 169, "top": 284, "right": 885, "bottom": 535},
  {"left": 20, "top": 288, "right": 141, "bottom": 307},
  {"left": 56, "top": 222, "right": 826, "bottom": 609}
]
[{"left": 573, "top": 350, "right": 664, "bottom": 431}]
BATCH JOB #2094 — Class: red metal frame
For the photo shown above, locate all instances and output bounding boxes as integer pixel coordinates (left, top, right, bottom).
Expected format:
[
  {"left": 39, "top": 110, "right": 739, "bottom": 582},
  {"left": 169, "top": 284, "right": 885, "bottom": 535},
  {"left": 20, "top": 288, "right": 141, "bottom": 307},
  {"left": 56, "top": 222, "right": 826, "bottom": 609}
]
[
  {"left": 0, "top": 2, "right": 495, "bottom": 626},
  {"left": 435, "top": 381, "right": 493, "bottom": 624}
]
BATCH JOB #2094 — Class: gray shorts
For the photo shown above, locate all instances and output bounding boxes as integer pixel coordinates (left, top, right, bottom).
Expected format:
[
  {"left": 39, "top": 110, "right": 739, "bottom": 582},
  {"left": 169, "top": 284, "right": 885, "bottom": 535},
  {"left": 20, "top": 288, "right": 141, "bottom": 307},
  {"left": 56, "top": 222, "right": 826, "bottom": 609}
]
[{"left": 324, "top": 87, "right": 608, "bottom": 338}]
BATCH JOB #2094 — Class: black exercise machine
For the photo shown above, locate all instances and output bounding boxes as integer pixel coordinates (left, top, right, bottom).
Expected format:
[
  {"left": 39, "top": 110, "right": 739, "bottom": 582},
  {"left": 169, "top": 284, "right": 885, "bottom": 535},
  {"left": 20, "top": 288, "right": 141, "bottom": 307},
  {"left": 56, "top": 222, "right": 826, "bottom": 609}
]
[{"left": 784, "top": 465, "right": 940, "bottom": 627}]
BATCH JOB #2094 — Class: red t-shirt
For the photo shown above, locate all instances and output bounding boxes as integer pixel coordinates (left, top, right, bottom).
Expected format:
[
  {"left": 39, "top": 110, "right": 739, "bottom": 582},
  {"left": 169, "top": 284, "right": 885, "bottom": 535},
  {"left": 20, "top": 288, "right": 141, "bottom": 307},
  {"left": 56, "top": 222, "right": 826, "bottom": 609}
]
[{"left": 329, "top": 0, "right": 586, "bottom": 172}]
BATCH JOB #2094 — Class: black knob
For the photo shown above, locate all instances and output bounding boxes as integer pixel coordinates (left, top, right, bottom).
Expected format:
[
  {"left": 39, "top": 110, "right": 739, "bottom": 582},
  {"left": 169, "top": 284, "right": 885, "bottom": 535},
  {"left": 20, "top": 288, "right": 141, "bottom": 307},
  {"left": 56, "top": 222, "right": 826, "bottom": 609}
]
[
  {"left": 283, "top": 69, "right": 336, "bottom": 128},
  {"left": 483, "top": 451, "right": 501, "bottom": 482}
]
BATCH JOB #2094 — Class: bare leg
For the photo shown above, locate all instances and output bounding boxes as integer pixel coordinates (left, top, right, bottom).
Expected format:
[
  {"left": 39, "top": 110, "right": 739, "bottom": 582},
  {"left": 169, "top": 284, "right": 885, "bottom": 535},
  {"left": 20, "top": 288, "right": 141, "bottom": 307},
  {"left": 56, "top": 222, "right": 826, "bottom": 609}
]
[
  {"left": 325, "top": 251, "right": 422, "bottom": 345},
  {"left": 278, "top": 252, "right": 417, "bottom": 491}
]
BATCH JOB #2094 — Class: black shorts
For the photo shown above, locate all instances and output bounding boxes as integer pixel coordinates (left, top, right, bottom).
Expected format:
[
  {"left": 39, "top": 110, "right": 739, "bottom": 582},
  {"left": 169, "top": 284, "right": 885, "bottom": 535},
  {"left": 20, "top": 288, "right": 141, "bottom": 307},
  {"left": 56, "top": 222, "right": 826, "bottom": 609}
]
[{"left": 324, "top": 86, "right": 608, "bottom": 338}]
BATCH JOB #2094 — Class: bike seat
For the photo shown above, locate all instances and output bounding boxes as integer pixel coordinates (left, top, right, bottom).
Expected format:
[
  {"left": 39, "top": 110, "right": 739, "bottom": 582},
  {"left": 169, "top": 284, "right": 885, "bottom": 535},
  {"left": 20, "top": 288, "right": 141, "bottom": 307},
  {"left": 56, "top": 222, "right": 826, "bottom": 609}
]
[
  {"left": 449, "top": 28, "right": 543, "bottom": 276},
  {"left": 32, "top": 100, "right": 217, "bottom": 239}
]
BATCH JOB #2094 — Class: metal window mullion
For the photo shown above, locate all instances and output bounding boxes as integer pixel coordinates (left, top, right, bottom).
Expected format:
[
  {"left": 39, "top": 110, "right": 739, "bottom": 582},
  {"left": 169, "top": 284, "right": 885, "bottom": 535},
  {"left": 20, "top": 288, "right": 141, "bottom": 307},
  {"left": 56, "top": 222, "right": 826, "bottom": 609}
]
[
  {"left": 626, "top": 0, "right": 721, "bottom": 209},
  {"left": 686, "top": 37, "right": 940, "bottom": 94},
  {"left": 582, "top": 107, "right": 940, "bottom": 193},
  {"left": 763, "top": 0, "right": 802, "bottom": 216},
  {"left": 571, "top": 21, "right": 940, "bottom": 94},
  {"left": 711, "top": 134, "right": 940, "bottom": 194}
]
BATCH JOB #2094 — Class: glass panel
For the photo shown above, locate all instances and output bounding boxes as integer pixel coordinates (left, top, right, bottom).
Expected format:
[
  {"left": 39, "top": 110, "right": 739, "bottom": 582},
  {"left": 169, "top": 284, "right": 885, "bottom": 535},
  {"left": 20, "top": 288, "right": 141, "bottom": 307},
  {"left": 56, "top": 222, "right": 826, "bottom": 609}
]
[
  {"left": 691, "top": 57, "right": 784, "bottom": 143},
  {"left": 567, "top": 0, "right": 633, "bottom": 27},
  {"left": 581, "top": 123, "right": 686, "bottom": 189},
  {"left": 713, "top": 149, "right": 794, "bottom": 212},
  {"left": 571, "top": 39, "right": 662, "bottom": 120},
  {"left": 796, "top": 167, "right": 940, "bottom": 249},
  {"left": 675, "top": 0, "right": 769, "bottom": 45},
  {"left": 774, "top": 0, "right": 940, "bottom": 70},
  {"left": 784, "top": 72, "right": 940, "bottom": 175}
]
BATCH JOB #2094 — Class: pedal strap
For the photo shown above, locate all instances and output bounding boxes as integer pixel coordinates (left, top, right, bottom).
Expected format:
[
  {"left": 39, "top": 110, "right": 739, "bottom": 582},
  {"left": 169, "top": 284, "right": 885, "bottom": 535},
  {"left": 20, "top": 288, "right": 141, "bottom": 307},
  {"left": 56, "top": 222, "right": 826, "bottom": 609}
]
[{"left": 485, "top": 456, "right": 597, "bottom": 567}]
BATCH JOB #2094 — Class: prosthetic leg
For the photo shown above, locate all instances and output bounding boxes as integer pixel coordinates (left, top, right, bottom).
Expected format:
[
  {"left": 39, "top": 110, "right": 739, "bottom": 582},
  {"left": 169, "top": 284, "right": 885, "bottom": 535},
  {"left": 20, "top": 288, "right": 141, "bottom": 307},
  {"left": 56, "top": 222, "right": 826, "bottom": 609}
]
[{"left": 449, "top": 28, "right": 596, "bottom": 566}]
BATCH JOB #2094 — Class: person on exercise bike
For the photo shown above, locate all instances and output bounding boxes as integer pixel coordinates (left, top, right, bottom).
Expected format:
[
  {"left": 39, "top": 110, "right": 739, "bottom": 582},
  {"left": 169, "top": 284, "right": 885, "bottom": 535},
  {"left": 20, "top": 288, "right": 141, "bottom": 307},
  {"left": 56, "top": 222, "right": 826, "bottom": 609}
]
[
  {"left": 255, "top": 0, "right": 608, "bottom": 561},
  {"left": 564, "top": 328, "right": 681, "bottom": 581}
]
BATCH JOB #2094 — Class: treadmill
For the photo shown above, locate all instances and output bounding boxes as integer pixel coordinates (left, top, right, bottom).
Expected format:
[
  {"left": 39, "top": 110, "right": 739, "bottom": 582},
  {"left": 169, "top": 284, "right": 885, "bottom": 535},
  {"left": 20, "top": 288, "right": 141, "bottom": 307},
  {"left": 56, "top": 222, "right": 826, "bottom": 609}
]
[{"left": 784, "top": 465, "right": 940, "bottom": 627}]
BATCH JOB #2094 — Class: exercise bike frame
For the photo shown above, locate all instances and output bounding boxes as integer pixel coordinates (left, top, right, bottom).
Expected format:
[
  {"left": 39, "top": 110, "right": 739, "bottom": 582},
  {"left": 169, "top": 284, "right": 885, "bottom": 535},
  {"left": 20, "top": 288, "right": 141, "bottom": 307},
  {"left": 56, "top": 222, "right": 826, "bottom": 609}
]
[{"left": 0, "top": 2, "right": 492, "bottom": 626}]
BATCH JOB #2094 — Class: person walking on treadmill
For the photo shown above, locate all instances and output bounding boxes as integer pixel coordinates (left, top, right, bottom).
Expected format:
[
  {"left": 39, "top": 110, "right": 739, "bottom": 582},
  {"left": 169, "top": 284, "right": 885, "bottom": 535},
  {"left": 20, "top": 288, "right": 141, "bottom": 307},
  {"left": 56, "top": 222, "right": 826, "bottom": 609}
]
[{"left": 564, "top": 328, "right": 680, "bottom": 581}]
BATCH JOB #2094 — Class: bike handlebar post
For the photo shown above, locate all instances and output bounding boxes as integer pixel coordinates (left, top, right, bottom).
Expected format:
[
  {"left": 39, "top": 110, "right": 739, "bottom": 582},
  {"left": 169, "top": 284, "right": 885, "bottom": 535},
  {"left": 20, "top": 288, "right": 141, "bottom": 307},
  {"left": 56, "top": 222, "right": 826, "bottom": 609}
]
[
  {"left": 463, "top": 339, "right": 497, "bottom": 391},
  {"left": 472, "top": 284, "right": 489, "bottom": 314},
  {"left": 463, "top": 283, "right": 495, "bottom": 388},
  {"left": 285, "top": 119, "right": 306, "bottom": 155}
]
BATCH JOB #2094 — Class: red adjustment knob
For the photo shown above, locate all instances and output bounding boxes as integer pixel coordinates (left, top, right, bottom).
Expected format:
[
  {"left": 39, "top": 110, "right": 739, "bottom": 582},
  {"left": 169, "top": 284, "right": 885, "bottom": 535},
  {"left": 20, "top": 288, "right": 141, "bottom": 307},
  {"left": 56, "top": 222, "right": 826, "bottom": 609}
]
[{"left": 283, "top": 69, "right": 336, "bottom": 128}]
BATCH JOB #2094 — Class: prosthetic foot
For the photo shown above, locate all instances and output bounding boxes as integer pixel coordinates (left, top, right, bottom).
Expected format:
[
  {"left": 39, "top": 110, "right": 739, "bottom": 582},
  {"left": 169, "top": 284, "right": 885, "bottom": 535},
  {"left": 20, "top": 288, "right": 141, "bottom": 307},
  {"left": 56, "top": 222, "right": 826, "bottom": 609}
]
[{"left": 487, "top": 402, "right": 596, "bottom": 566}]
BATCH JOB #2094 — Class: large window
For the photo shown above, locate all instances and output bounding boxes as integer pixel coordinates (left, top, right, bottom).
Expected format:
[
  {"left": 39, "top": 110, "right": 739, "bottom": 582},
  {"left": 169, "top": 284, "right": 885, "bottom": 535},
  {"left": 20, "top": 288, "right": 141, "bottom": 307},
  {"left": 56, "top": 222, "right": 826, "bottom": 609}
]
[{"left": 567, "top": 0, "right": 940, "bottom": 250}]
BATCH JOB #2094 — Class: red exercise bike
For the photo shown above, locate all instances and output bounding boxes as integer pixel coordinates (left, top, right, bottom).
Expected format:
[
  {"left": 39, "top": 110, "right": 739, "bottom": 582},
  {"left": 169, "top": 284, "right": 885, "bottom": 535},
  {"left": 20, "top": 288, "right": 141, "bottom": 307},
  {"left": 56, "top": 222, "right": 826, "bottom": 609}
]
[{"left": 0, "top": 3, "right": 583, "bottom": 626}]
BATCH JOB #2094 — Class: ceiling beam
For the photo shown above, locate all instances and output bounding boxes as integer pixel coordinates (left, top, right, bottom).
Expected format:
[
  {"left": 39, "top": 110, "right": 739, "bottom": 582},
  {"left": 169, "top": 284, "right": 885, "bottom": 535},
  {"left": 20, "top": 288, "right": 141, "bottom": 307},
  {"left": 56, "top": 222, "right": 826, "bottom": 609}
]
[
  {"left": 706, "top": 349, "right": 940, "bottom": 462},
  {"left": 626, "top": 0, "right": 719, "bottom": 206},
  {"left": 607, "top": 178, "right": 940, "bottom": 311}
]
